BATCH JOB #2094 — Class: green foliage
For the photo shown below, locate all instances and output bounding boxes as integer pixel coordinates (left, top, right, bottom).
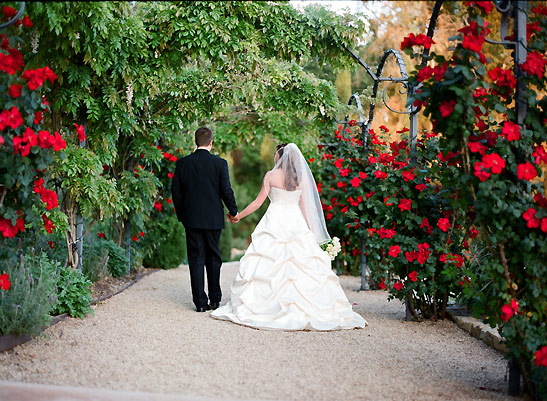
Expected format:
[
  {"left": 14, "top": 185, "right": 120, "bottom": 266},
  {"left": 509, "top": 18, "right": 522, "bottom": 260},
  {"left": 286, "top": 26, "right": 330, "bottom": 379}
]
[
  {"left": 0, "top": 252, "right": 59, "bottom": 337},
  {"left": 219, "top": 220, "right": 232, "bottom": 263},
  {"left": 316, "top": 124, "right": 470, "bottom": 319},
  {"left": 82, "top": 239, "right": 110, "bottom": 282},
  {"left": 405, "top": 3, "right": 547, "bottom": 397},
  {"left": 51, "top": 266, "right": 93, "bottom": 319},
  {"left": 102, "top": 240, "right": 129, "bottom": 278},
  {"left": 142, "top": 213, "right": 187, "bottom": 269}
]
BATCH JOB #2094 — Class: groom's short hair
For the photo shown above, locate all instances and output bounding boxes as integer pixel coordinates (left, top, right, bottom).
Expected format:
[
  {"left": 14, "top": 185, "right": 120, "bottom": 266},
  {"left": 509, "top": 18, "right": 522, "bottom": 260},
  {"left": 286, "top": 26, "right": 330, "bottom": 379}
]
[{"left": 195, "top": 127, "right": 213, "bottom": 147}]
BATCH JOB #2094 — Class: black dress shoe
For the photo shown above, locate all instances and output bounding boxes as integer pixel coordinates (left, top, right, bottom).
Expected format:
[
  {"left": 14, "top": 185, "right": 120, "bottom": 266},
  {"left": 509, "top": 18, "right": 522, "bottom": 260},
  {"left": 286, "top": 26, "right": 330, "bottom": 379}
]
[
  {"left": 196, "top": 305, "right": 211, "bottom": 312},
  {"left": 210, "top": 302, "right": 220, "bottom": 310}
]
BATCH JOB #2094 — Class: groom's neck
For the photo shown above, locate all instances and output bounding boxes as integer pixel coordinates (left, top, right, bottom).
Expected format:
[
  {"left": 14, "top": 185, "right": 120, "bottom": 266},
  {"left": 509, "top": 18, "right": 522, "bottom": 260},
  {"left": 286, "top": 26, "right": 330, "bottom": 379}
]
[{"left": 197, "top": 146, "right": 211, "bottom": 152}]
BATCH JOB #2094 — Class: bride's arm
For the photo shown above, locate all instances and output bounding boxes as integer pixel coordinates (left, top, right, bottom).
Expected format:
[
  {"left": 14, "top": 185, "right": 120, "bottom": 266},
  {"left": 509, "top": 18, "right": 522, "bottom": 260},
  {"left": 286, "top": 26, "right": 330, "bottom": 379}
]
[{"left": 234, "top": 173, "right": 270, "bottom": 221}]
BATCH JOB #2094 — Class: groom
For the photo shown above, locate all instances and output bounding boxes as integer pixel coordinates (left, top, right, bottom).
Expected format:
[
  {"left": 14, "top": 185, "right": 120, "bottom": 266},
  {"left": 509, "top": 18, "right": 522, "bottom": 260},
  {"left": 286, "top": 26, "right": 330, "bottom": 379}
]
[{"left": 171, "top": 127, "right": 238, "bottom": 312}]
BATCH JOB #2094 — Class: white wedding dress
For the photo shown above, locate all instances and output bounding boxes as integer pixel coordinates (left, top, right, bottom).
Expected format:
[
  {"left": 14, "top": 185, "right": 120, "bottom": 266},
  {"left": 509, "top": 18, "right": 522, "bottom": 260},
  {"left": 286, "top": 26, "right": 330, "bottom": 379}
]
[{"left": 211, "top": 187, "right": 367, "bottom": 331}]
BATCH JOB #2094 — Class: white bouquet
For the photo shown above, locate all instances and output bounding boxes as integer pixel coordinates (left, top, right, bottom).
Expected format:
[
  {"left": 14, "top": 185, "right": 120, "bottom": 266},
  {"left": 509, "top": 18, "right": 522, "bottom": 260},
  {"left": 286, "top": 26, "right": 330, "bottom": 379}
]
[{"left": 320, "top": 237, "right": 341, "bottom": 261}]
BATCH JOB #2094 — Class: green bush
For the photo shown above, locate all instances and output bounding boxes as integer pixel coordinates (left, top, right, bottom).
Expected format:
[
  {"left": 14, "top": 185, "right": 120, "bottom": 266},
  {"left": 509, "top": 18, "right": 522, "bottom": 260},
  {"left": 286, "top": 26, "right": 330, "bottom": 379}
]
[
  {"left": 82, "top": 239, "right": 110, "bottom": 282},
  {"left": 219, "top": 219, "right": 233, "bottom": 262},
  {"left": 51, "top": 266, "right": 93, "bottom": 319},
  {"left": 142, "top": 213, "right": 187, "bottom": 269},
  {"left": 0, "top": 252, "right": 59, "bottom": 337},
  {"left": 103, "top": 240, "right": 130, "bottom": 278}
]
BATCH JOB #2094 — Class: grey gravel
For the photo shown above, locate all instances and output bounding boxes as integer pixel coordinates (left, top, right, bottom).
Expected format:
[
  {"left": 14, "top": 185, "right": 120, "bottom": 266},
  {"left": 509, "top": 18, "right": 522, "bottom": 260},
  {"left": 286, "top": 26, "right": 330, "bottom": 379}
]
[{"left": 0, "top": 262, "right": 524, "bottom": 401}]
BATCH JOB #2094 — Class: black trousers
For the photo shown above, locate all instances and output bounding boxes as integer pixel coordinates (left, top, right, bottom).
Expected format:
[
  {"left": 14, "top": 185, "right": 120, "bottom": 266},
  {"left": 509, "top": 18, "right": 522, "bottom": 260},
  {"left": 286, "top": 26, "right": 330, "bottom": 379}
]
[{"left": 185, "top": 228, "right": 222, "bottom": 308}]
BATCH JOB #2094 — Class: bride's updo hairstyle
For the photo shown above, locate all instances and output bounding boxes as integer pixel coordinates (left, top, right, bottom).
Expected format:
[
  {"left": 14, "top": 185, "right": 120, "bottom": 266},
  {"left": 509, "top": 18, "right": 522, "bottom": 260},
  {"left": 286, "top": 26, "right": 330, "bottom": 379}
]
[{"left": 275, "top": 143, "right": 299, "bottom": 191}]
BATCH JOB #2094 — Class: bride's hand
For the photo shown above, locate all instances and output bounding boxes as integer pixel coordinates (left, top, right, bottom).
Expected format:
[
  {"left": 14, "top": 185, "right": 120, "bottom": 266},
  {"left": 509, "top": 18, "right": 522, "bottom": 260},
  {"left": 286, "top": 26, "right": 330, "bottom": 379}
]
[{"left": 230, "top": 213, "right": 240, "bottom": 223}]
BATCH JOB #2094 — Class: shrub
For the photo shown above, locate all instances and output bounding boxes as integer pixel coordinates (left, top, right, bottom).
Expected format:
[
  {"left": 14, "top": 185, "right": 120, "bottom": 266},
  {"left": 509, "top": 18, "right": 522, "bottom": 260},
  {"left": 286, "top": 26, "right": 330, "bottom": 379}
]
[
  {"left": 0, "top": 251, "right": 59, "bottom": 336},
  {"left": 82, "top": 239, "right": 110, "bottom": 282},
  {"left": 51, "top": 266, "right": 93, "bottom": 319},
  {"left": 142, "top": 213, "right": 187, "bottom": 269},
  {"left": 103, "top": 240, "right": 130, "bottom": 278},
  {"left": 316, "top": 124, "right": 470, "bottom": 320}
]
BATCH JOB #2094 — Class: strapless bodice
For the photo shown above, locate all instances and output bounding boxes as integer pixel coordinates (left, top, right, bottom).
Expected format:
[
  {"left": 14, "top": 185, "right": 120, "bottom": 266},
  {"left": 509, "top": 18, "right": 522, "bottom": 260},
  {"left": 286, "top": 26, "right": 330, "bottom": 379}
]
[{"left": 268, "top": 187, "right": 302, "bottom": 204}]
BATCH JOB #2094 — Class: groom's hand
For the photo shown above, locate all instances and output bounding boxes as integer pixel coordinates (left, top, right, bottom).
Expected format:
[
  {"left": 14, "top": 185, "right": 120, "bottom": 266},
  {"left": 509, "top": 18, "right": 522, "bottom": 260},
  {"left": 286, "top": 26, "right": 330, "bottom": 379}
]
[{"left": 227, "top": 213, "right": 240, "bottom": 223}]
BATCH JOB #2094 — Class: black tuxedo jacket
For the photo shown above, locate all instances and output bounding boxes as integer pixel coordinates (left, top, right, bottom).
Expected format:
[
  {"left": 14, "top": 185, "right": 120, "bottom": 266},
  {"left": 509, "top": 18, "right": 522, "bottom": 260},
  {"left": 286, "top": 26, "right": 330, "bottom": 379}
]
[{"left": 171, "top": 149, "right": 237, "bottom": 230}]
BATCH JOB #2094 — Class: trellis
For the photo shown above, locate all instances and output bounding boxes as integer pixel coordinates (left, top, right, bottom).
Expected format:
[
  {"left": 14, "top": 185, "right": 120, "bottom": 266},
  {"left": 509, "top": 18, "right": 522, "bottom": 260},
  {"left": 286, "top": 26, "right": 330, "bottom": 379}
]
[{"left": 339, "top": 0, "right": 528, "bottom": 395}]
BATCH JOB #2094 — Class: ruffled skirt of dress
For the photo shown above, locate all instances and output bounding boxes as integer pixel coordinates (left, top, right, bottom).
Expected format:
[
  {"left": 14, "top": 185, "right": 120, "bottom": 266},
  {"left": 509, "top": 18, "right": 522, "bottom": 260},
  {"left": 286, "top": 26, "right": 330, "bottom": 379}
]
[{"left": 211, "top": 203, "right": 367, "bottom": 331}]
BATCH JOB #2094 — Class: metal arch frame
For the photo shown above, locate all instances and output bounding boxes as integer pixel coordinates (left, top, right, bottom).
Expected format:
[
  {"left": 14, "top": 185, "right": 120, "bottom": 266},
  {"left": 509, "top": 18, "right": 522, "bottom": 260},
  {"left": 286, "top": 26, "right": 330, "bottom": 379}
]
[
  {"left": 340, "top": 1, "right": 444, "bottom": 295},
  {"left": 0, "top": 2, "right": 25, "bottom": 30}
]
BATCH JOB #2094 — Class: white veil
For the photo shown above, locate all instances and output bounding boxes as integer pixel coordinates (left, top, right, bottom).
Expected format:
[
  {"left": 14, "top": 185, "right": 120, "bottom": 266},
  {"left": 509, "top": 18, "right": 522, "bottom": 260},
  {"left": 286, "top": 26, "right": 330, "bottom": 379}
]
[{"left": 271, "top": 143, "right": 331, "bottom": 245}]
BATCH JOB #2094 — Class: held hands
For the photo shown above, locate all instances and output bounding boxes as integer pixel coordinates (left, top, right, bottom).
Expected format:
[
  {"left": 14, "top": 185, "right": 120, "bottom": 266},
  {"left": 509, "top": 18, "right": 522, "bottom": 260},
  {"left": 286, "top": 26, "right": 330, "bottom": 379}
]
[{"left": 227, "top": 213, "right": 240, "bottom": 224}]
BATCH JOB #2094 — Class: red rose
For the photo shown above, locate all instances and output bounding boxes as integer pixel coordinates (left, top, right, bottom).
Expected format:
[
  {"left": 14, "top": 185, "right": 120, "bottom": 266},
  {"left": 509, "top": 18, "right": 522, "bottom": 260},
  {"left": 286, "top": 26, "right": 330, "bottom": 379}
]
[
  {"left": 398, "top": 199, "right": 411, "bottom": 211},
  {"left": 168, "top": 172, "right": 174, "bottom": 179},
  {"left": 464, "top": 1, "right": 493, "bottom": 14},
  {"left": 542, "top": 218, "right": 547, "bottom": 233},
  {"left": 154, "top": 201, "right": 162, "bottom": 212},
  {"left": 0, "top": 273, "right": 10, "bottom": 290},
  {"left": 339, "top": 168, "right": 350, "bottom": 177},
  {"left": 473, "top": 161, "right": 490, "bottom": 181},
  {"left": 139, "top": 231, "right": 144, "bottom": 237},
  {"left": 51, "top": 131, "right": 66, "bottom": 152},
  {"left": 365, "top": 191, "right": 376, "bottom": 199},
  {"left": 402, "top": 168, "right": 415, "bottom": 182},
  {"left": 350, "top": 176, "right": 361, "bottom": 187},
  {"left": 132, "top": 235, "right": 139, "bottom": 241},
  {"left": 415, "top": 183, "right": 427, "bottom": 192},
  {"left": 535, "top": 346, "right": 547, "bottom": 368},
  {"left": 40, "top": 189, "right": 58, "bottom": 210},
  {"left": 468, "top": 226, "right": 478, "bottom": 238},
  {"left": 501, "top": 299, "right": 519, "bottom": 322},
  {"left": 337, "top": 181, "right": 346, "bottom": 189},
  {"left": 333, "top": 158, "right": 344, "bottom": 169},
  {"left": 439, "top": 99, "right": 457, "bottom": 117},
  {"left": 517, "top": 162, "right": 537, "bottom": 181},
  {"left": 520, "top": 51, "right": 547, "bottom": 79},
  {"left": 326, "top": 213, "right": 333, "bottom": 220},
  {"left": 368, "top": 156, "right": 377, "bottom": 164},
  {"left": 501, "top": 121, "right": 520, "bottom": 141},
  {"left": 2, "top": 6, "right": 17, "bottom": 17},
  {"left": 532, "top": 4, "right": 547, "bottom": 15},
  {"left": 462, "top": 33, "right": 485, "bottom": 53},
  {"left": 467, "top": 141, "right": 487, "bottom": 155},
  {"left": 74, "top": 123, "right": 87, "bottom": 142},
  {"left": 359, "top": 172, "right": 367, "bottom": 179},
  {"left": 97, "top": 232, "right": 106, "bottom": 239},
  {"left": 489, "top": 67, "right": 516, "bottom": 89},
  {"left": 33, "top": 111, "right": 43, "bottom": 125},
  {"left": 437, "top": 218, "right": 450, "bottom": 232},
  {"left": 388, "top": 245, "right": 401, "bottom": 258},
  {"left": 500, "top": 304, "right": 514, "bottom": 322},
  {"left": 22, "top": 127, "right": 38, "bottom": 147},
  {"left": 42, "top": 214, "right": 55, "bottom": 233},
  {"left": 374, "top": 170, "right": 388, "bottom": 180},
  {"left": 523, "top": 207, "right": 540, "bottom": 229},
  {"left": 7, "top": 84, "right": 22, "bottom": 98},
  {"left": 22, "top": 15, "right": 32, "bottom": 28},
  {"left": 405, "top": 251, "right": 419, "bottom": 263},
  {"left": 378, "top": 278, "right": 386, "bottom": 290},
  {"left": 400, "top": 33, "right": 434, "bottom": 50},
  {"left": 482, "top": 153, "right": 505, "bottom": 174},
  {"left": 393, "top": 281, "right": 404, "bottom": 291},
  {"left": 408, "top": 271, "right": 418, "bottom": 282},
  {"left": 417, "top": 66, "right": 434, "bottom": 82},
  {"left": 0, "top": 106, "right": 23, "bottom": 130}
]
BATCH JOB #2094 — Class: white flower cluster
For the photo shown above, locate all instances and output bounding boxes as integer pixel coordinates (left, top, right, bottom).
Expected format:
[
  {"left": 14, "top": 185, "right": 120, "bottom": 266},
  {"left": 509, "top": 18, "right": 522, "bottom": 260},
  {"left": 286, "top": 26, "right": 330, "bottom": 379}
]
[{"left": 321, "top": 237, "right": 341, "bottom": 261}]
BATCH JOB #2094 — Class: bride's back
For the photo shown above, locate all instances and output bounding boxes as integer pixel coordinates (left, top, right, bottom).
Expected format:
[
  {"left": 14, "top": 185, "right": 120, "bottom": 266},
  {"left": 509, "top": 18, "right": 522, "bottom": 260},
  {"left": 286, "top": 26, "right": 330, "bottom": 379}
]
[{"left": 267, "top": 169, "right": 299, "bottom": 191}]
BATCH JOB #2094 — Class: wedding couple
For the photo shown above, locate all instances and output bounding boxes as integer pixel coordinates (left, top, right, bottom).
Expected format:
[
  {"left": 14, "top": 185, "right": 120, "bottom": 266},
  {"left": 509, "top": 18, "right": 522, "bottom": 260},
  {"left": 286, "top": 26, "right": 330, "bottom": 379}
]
[{"left": 171, "top": 127, "right": 367, "bottom": 331}]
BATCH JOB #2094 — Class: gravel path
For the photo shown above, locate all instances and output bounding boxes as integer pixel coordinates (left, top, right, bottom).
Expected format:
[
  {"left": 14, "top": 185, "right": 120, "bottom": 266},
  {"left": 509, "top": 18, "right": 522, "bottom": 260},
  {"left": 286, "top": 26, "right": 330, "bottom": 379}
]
[{"left": 0, "top": 263, "right": 523, "bottom": 401}]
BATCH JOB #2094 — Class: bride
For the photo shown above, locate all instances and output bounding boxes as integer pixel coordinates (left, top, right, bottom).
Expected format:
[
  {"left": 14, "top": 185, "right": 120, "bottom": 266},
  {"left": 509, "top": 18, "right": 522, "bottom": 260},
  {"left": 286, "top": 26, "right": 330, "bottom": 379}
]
[{"left": 211, "top": 143, "right": 367, "bottom": 331}]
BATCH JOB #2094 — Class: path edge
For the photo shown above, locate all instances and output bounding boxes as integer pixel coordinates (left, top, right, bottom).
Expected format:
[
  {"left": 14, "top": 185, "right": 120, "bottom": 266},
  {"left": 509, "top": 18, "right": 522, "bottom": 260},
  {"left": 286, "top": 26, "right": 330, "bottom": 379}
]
[{"left": 0, "top": 269, "right": 160, "bottom": 353}]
